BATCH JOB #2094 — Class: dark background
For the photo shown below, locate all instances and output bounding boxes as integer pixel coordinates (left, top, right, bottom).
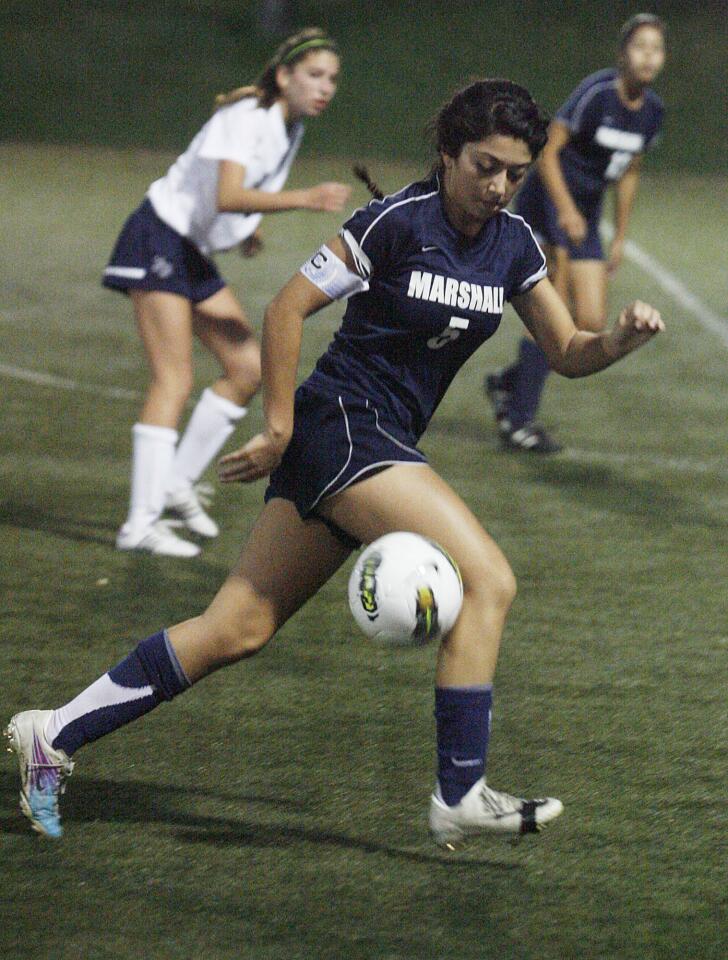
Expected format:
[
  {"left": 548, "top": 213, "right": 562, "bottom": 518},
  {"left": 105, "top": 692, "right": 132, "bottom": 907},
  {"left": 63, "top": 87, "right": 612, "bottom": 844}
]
[{"left": 3, "top": 0, "right": 726, "bottom": 171}]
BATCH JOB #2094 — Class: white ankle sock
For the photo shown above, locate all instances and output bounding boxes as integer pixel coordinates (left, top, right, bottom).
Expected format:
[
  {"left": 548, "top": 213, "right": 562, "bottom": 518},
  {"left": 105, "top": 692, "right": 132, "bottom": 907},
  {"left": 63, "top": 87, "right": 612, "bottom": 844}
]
[
  {"left": 167, "top": 387, "right": 247, "bottom": 494},
  {"left": 124, "top": 423, "right": 178, "bottom": 532}
]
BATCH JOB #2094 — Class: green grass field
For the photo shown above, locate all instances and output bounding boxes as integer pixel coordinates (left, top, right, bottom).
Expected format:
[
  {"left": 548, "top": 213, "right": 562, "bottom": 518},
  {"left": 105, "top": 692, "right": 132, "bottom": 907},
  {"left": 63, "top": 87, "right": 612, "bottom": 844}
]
[{"left": 1, "top": 144, "right": 726, "bottom": 960}]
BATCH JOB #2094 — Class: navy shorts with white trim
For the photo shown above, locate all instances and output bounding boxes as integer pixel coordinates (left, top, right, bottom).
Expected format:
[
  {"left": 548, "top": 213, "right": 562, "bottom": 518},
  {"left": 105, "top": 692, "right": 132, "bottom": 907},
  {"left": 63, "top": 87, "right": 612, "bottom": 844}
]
[
  {"left": 102, "top": 199, "right": 225, "bottom": 303},
  {"left": 515, "top": 172, "right": 604, "bottom": 261},
  {"left": 265, "top": 383, "right": 428, "bottom": 541}
]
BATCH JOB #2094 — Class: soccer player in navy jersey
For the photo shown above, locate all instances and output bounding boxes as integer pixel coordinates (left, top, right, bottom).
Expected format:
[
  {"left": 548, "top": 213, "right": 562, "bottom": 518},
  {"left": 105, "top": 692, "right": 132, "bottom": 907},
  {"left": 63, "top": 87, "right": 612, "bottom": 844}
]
[
  {"left": 7, "top": 80, "right": 664, "bottom": 844},
  {"left": 486, "top": 13, "right": 666, "bottom": 452}
]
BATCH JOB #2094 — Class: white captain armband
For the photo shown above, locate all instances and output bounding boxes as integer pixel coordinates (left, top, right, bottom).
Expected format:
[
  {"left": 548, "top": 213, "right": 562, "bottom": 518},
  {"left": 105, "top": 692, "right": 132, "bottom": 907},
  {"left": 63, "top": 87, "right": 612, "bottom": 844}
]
[{"left": 299, "top": 244, "right": 368, "bottom": 301}]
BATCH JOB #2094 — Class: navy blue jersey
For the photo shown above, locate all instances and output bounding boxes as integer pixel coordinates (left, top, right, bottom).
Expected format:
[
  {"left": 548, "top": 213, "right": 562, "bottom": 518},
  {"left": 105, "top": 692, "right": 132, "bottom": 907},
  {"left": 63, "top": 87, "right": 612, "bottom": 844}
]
[
  {"left": 306, "top": 175, "right": 546, "bottom": 441},
  {"left": 556, "top": 68, "right": 664, "bottom": 195}
]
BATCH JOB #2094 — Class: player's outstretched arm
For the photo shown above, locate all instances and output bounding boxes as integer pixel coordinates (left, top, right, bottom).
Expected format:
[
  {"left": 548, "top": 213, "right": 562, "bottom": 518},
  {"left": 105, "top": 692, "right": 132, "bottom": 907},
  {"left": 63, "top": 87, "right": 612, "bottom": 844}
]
[
  {"left": 217, "top": 160, "right": 351, "bottom": 214},
  {"left": 537, "top": 121, "right": 587, "bottom": 244},
  {"left": 512, "top": 277, "right": 664, "bottom": 378},
  {"left": 608, "top": 155, "right": 642, "bottom": 276},
  {"left": 218, "top": 266, "right": 335, "bottom": 483}
]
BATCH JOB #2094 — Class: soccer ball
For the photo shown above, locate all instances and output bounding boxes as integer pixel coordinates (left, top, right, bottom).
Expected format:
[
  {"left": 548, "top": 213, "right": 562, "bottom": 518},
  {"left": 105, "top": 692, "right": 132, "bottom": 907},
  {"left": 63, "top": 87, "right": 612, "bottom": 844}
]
[{"left": 348, "top": 532, "right": 463, "bottom": 645}]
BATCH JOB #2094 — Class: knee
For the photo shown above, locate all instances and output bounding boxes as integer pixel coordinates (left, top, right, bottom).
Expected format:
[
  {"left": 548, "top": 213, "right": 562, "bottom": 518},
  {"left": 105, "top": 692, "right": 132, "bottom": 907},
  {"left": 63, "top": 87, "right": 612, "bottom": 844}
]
[
  {"left": 205, "top": 621, "right": 272, "bottom": 665},
  {"left": 240, "top": 343, "right": 262, "bottom": 392},
  {"left": 200, "top": 589, "right": 276, "bottom": 665},
  {"left": 228, "top": 340, "right": 262, "bottom": 396},
  {"left": 150, "top": 368, "right": 195, "bottom": 407},
  {"left": 464, "top": 555, "right": 517, "bottom": 616}
]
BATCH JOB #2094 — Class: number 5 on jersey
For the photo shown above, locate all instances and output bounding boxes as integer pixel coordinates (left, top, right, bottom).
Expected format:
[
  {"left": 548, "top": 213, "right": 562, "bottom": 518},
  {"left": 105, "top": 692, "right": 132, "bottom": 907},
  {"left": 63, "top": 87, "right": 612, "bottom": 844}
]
[{"left": 428, "top": 316, "right": 470, "bottom": 350}]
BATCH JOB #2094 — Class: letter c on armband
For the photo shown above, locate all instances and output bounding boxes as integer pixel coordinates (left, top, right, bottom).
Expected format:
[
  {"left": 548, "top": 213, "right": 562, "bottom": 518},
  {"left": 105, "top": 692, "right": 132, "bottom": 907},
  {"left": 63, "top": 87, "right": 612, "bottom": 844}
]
[{"left": 299, "top": 245, "right": 368, "bottom": 301}]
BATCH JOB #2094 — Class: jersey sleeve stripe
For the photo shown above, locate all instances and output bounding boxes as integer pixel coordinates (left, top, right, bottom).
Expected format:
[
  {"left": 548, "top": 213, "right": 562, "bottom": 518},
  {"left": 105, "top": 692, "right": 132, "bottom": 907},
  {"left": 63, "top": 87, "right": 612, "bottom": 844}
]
[
  {"left": 502, "top": 210, "right": 547, "bottom": 293},
  {"left": 514, "top": 263, "right": 548, "bottom": 294},
  {"left": 358, "top": 187, "right": 439, "bottom": 251},
  {"left": 564, "top": 79, "right": 617, "bottom": 131},
  {"left": 340, "top": 228, "right": 373, "bottom": 279}
]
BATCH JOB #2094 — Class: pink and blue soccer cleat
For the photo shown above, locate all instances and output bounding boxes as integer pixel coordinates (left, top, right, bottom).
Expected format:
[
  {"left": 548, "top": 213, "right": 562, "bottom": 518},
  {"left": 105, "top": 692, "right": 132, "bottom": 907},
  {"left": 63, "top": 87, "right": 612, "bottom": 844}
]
[{"left": 5, "top": 710, "right": 74, "bottom": 838}]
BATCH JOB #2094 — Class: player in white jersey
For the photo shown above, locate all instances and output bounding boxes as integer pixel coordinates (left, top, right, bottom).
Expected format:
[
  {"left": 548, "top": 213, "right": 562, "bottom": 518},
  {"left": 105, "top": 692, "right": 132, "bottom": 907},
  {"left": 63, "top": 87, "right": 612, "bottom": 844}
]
[{"left": 103, "top": 28, "right": 351, "bottom": 556}]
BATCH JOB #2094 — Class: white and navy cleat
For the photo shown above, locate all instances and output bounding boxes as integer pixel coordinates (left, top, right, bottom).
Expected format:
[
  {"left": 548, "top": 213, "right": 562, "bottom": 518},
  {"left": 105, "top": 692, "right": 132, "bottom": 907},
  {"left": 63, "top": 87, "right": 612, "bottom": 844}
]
[
  {"left": 5, "top": 710, "right": 74, "bottom": 839},
  {"left": 429, "top": 776, "right": 563, "bottom": 848},
  {"left": 501, "top": 421, "right": 562, "bottom": 454}
]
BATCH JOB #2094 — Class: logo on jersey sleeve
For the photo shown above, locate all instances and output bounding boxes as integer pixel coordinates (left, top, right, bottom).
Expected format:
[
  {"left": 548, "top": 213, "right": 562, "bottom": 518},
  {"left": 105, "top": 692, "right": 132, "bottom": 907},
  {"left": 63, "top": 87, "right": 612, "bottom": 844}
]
[
  {"left": 407, "top": 271, "right": 503, "bottom": 315},
  {"left": 151, "top": 256, "right": 174, "bottom": 279}
]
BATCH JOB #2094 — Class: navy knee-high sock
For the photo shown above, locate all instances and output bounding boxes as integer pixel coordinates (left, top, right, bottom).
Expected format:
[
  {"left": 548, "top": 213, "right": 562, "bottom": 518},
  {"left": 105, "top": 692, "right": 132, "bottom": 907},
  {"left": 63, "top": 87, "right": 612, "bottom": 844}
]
[
  {"left": 47, "top": 630, "right": 191, "bottom": 756},
  {"left": 435, "top": 685, "right": 492, "bottom": 806},
  {"left": 506, "top": 337, "right": 551, "bottom": 429}
]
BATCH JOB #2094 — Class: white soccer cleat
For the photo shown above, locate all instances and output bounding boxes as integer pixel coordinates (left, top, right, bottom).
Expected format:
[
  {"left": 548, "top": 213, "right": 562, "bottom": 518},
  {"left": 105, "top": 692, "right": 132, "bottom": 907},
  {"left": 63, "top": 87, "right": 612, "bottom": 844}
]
[
  {"left": 116, "top": 519, "right": 201, "bottom": 557},
  {"left": 164, "top": 485, "right": 219, "bottom": 538},
  {"left": 5, "top": 710, "right": 74, "bottom": 839},
  {"left": 429, "top": 776, "right": 563, "bottom": 848}
]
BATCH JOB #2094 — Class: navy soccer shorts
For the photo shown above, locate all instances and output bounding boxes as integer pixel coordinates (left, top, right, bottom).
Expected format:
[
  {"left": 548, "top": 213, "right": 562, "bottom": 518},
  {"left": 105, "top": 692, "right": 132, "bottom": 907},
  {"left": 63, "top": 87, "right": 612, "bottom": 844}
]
[
  {"left": 265, "top": 384, "right": 429, "bottom": 545},
  {"left": 515, "top": 172, "right": 604, "bottom": 261},
  {"left": 102, "top": 199, "right": 226, "bottom": 303}
]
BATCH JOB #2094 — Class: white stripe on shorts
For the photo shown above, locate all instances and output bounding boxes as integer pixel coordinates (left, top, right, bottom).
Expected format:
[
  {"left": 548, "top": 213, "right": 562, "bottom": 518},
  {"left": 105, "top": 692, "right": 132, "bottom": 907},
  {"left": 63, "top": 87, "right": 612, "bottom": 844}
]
[
  {"left": 310, "top": 396, "right": 354, "bottom": 510},
  {"left": 104, "top": 266, "right": 147, "bottom": 279}
]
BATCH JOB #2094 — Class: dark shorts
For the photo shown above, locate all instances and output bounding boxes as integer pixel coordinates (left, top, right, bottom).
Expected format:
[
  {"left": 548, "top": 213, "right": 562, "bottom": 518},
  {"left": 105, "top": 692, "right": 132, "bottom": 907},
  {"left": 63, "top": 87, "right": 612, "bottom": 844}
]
[
  {"left": 514, "top": 172, "right": 604, "bottom": 261},
  {"left": 102, "top": 198, "right": 226, "bottom": 303},
  {"left": 265, "top": 384, "right": 429, "bottom": 546}
]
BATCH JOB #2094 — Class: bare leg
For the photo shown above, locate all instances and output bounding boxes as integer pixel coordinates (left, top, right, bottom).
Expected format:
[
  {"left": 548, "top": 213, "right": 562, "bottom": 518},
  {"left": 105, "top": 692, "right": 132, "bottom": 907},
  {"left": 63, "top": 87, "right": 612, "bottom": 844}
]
[
  {"left": 169, "top": 498, "right": 352, "bottom": 680},
  {"left": 318, "top": 464, "right": 516, "bottom": 685},
  {"left": 42, "top": 499, "right": 352, "bottom": 759},
  {"left": 547, "top": 244, "right": 572, "bottom": 311},
  {"left": 193, "top": 286, "right": 261, "bottom": 407},
  {"left": 568, "top": 259, "right": 608, "bottom": 332},
  {"left": 132, "top": 290, "right": 195, "bottom": 427},
  {"left": 163, "top": 288, "right": 263, "bottom": 528},
  {"left": 319, "top": 464, "right": 563, "bottom": 836},
  {"left": 119, "top": 291, "right": 199, "bottom": 549}
]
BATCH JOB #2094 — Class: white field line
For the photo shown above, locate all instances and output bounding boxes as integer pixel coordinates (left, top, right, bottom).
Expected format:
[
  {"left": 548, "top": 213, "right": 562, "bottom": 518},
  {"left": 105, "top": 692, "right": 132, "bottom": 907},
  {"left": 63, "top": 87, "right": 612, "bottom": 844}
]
[
  {"left": 560, "top": 446, "right": 725, "bottom": 477},
  {"left": 0, "top": 362, "right": 138, "bottom": 400},
  {"left": 601, "top": 222, "right": 728, "bottom": 349}
]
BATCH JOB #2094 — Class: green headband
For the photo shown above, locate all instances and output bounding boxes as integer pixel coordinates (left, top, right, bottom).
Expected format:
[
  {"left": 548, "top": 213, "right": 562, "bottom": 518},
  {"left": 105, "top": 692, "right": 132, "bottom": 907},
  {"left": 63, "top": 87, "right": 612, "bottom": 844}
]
[{"left": 280, "top": 37, "right": 334, "bottom": 64}]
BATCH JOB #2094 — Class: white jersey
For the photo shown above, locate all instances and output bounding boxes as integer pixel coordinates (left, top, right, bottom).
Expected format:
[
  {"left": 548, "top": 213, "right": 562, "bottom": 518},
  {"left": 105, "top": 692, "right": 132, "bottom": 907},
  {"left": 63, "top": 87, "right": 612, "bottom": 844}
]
[{"left": 147, "top": 98, "right": 304, "bottom": 254}]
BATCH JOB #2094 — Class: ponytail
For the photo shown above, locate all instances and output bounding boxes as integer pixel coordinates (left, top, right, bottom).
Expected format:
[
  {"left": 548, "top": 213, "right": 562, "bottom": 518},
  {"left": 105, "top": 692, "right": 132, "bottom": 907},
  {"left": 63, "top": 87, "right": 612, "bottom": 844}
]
[
  {"left": 353, "top": 163, "right": 384, "bottom": 200},
  {"left": 214, "top": 85, "right": 259, "bottom": 110}
]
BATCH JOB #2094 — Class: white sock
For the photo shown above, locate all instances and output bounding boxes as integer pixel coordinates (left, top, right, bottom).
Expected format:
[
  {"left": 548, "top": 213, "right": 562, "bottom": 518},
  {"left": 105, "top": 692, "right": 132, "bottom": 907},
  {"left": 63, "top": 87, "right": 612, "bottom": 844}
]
[
  {"left": 123, "top": 423, "right": 178, "bottom": 532},
  {"left": 45, "top": 674, "right": 153, "bottom": 746},
  {"left": 167, "top": 387, "right": 247, "bottom": 495}
]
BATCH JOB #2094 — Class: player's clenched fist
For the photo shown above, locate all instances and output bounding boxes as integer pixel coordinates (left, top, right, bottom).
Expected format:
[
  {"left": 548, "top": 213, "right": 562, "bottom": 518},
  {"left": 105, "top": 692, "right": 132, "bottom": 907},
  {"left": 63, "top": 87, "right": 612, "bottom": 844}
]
[{"left": 605, "top": 300, "right": 665, "bottom": 358}]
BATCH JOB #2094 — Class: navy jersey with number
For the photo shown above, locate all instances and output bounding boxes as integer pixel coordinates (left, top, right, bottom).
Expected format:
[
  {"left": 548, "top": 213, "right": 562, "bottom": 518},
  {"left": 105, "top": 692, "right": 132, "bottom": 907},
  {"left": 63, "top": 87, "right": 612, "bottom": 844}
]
[
  {"left": 556, "top": 68, "right": 664, "bottom": 195},
  {"left": 306, "top": 174, "right": 546, "bottom": 441}
]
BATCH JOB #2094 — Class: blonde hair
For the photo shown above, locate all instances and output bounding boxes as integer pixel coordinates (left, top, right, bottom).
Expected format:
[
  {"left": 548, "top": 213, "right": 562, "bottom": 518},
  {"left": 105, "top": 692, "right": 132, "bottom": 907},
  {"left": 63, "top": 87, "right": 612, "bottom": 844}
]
[{"left": 214, "top": 27, "right": 338, "bottom": 111}]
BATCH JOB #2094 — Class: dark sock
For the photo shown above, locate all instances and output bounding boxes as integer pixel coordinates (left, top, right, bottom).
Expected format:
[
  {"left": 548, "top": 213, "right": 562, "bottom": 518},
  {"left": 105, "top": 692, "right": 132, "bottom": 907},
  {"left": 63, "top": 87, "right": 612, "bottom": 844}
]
[
  {"left": 506, "top": 338, "right": 551, "bottom": 429},
  {"left": 435, "top": 685, "right": 492, "bottom": 806},
  {"left": 49, "top": 630, "right": 190, "bottom": 756}
]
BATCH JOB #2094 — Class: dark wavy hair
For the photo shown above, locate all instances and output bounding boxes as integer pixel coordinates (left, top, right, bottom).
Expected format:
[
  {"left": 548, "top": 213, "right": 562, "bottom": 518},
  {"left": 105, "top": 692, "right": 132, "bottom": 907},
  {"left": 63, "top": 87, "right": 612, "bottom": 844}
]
[
  {"left": 433, "top": 79, "right": 550, "bottom": 162},
  {"left": 354, "top": 79, "right": 549, "bottom": 200}
]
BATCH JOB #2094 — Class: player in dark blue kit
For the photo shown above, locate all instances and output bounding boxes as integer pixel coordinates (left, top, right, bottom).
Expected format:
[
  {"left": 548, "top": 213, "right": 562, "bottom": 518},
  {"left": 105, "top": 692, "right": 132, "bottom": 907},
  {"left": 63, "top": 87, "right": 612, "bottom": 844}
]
[
  {"left": 7, "top": 80, "right": 664, "bottom": 845},
  {"left": 486, "top": 13, "right": 666, "bottom": 452}
]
